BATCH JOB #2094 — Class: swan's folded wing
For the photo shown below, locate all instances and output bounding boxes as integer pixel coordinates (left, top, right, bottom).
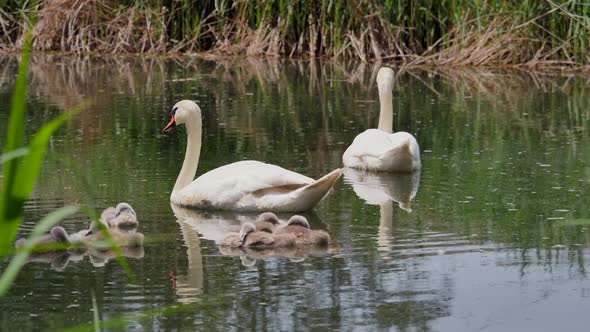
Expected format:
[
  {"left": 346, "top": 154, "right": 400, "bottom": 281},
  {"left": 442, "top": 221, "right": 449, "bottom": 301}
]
[
  {"left": 343, "top": 129, "right": 420, "bottom": 170},
  {"left": 343, "top": 129, "right": 396, "bottom": 166},
  {"left": 178, "top": 160, "right": 315, "bottom": 207}
]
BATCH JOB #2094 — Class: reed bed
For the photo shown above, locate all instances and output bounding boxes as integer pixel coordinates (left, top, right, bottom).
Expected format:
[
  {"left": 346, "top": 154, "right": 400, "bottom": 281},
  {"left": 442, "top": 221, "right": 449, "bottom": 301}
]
[{"left": 1, "top": 0, "right": 590, "bottom": 67}]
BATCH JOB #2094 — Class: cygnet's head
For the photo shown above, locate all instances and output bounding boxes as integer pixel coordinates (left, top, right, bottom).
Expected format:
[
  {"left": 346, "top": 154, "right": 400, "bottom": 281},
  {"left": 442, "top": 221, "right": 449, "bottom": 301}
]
[
  {"left": 376, "top": 67, "right": 395, "bottom": 93},
  {"left": 239, "top": 222, "right": 257, "bottom": 244},
  {"left": 114, "top": 202, "right": 138, "bottom": 228},
  {"left": 287, "top": 215, "right": 310, "bottom": 229},
  {"left": 115, "top": 202, "right": 136, "bottom": 217},
  {"left": 50, "top": 226, "right": 70, "bottom": 244},
  {"left": 163, "top": 100, "right": 201, "bottom": 132},
  {"left": 256, "top": 212, "right": 280, "bottom": 225}
]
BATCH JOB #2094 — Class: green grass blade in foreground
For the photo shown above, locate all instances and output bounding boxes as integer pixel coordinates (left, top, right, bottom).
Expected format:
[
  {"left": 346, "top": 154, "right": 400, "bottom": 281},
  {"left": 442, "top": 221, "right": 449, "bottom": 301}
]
[
  {"left": 0, "top": 107, "right": 85, "bottom": 258},
  {"left": 0, "top": 148, "right": 29, "bottom": 164},
  {"left": 0, "top": 205, "right": 79, "bottom": 297},
  {"left": 13, "top": 106, "right": 86, "bottom": 198},
  {"left": 0, "top": 28, "right": 32, "bottom": 253}
]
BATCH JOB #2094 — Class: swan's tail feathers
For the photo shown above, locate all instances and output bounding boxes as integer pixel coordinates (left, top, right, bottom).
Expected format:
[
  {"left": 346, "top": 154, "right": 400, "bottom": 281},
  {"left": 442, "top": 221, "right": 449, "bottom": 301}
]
[
  {"left": 400, "top": 139, "right": 412, "bottom": 153},
  {"left": 379, "top": 139, "right": 416, "bottom": 172},
  {"left": 383, "top": 139, "right": 411, "bottom": 156},
  {"left": 291, "top": 168, "right": 343, "bottom": 211}
]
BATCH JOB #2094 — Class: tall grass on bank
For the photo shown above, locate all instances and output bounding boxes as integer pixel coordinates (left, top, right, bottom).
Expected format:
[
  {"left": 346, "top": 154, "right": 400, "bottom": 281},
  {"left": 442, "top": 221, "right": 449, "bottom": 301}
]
[{"left": 1, "top": 0, "right": 590, "bottom": 67}]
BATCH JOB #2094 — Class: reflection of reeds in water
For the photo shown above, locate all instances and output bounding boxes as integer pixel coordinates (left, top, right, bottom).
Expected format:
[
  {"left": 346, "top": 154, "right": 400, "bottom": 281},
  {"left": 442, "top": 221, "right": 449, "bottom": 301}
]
[
  {"left": 15, "top": 55, "right": 589, "bottom": 118},
  {"left": 3, "top": 55, "right": 586, "bottom": 170},
  {"left": 22, "top": 55, "right": 168, "bottom": 144},
  {"left": 25, "top": 55, "right": 166, "bottom": 108}
]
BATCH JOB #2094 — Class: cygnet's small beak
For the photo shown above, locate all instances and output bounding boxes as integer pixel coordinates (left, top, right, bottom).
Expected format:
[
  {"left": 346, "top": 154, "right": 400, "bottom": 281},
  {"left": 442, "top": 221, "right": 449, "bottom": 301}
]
[{"left": 163, "top": 116, "right": 176, "bottom": 132}]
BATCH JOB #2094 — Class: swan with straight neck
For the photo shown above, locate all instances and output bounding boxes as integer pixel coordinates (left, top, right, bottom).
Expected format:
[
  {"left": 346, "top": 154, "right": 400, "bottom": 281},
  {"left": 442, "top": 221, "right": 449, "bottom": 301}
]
[{"left": 342, "top": 67, "right": 421, "bottom": 172}]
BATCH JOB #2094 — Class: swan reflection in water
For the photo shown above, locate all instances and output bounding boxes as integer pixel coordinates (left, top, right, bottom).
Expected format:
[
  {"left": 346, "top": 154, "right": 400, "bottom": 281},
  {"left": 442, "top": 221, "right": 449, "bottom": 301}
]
[
  {"left": 172, "top": 204, "right": 332, "bottom": 268},
  {"left": 343, "top": 168, "right": 420, "bottom": 257},
  {"left": 175, "top": 218, "right": 204, "bottom": 304}
]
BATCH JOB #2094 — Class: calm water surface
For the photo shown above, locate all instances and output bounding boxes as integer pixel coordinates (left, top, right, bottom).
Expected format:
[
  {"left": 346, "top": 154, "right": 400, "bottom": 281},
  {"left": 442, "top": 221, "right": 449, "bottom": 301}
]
[{"left": 0, "top": 56, "right": 589, "bottom": 331}]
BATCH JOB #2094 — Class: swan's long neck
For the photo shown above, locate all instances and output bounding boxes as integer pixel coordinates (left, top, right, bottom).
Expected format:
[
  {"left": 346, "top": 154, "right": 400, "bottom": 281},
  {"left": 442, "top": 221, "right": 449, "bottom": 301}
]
[
  {"left": 377, "top": 87, "right": 393, "bottom": 134},
  {"left": 173, "top": 116, "right": 202, "bottom": 195},
  {"left": 377, "top": 202, "right": 393, "bottom": 253},
  {"left": 379, "top": 202, "right": 393, "bottom": 229}
]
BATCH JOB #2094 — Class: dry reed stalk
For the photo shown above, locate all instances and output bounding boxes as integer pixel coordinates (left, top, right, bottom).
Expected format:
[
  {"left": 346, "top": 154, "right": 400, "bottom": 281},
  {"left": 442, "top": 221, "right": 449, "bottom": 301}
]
[
  {"left": 0, "top": 0, "right": 589, "bottom": 69},
  {"left": 6, "top": 0, "right": 170, "bottom": 54},
  {"left": 405, "top": 16, "right": 535, "bottom": 68}
]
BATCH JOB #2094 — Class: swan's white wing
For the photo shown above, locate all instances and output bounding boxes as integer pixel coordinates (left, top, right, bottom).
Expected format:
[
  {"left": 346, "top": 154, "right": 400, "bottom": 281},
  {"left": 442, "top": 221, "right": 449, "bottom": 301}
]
[
  {"left": 343, "top": 129, "right": 420, "bottom": 171},
  {"left": 343, "top": 129, "right": 394, "bottom": 159},
  {"left": 175, "top": 160, "right": 315, "bottom": 209}
]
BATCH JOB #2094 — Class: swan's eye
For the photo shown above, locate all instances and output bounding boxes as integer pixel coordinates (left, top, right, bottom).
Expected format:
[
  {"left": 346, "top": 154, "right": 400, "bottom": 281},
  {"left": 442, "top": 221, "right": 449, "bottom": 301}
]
[{"left": 170, "top": 107, "right": 177, "bottom": 117}]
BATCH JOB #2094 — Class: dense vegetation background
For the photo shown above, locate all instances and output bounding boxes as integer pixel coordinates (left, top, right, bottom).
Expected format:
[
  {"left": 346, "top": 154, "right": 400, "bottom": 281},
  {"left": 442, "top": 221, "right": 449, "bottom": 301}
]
[{"left": 1, "top": 0, "right": 589, "bottom": 67}]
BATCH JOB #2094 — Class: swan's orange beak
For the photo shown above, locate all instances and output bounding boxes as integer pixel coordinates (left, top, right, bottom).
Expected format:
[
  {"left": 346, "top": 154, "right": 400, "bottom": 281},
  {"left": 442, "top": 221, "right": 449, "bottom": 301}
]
[{"left": 163, "top": 116, "right": 176, "bottom": 132}]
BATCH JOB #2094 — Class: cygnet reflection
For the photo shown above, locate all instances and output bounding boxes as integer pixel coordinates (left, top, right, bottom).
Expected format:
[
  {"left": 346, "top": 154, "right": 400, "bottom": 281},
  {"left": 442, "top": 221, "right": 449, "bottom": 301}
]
[
  {"left": 87, "top": 245, "right": 145, "bottom": 267},
  {"left": 15, "top": 203, "right": 144, "bottom": 270},
  {"left": 218, "top": 242, "right": 330, "bottom": 266},
  {"left": 171, "top": 204, "right": 331, "bottom": 268},
  {"left": 21, "top": 245, "right": 144, "bottom": 271}
]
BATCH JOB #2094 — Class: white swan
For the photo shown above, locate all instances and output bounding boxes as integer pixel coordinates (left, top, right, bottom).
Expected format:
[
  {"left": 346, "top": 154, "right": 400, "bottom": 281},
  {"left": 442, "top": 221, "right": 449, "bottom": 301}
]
[
  {"left": 164, "top": 100, "right": 342, "bottom": 212},
  {"left": 342, "top": 67, "right": 421, "bottom": 172}
]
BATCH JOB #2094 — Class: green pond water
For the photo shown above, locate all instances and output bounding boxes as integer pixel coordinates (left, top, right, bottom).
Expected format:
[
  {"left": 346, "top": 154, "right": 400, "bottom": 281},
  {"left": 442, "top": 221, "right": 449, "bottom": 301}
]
[{"left": 0, "top": 56, "right": 589, "bottom": 331}]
